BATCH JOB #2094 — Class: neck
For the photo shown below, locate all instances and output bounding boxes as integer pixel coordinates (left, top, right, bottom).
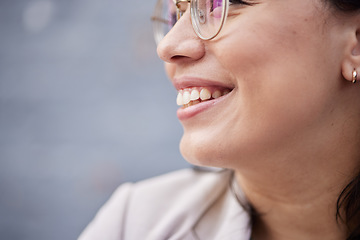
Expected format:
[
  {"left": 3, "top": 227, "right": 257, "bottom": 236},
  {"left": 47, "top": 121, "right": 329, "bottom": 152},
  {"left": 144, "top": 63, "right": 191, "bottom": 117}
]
[
  {"left": 231, "top": 91, "right": 360, "bottom": 239},
  {"left": 232, "top": 107, "right": 360, "bottom": 240},
  {"left": 235, "top": 157, "right": 355, "bottom": 240}
]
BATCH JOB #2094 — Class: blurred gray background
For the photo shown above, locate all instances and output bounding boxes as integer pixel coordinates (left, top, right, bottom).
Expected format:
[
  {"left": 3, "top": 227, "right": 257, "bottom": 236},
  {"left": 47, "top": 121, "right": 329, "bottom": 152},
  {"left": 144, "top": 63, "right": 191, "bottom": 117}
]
[{"left": 0, "top": 0, "right": 188, "bottom": 239}]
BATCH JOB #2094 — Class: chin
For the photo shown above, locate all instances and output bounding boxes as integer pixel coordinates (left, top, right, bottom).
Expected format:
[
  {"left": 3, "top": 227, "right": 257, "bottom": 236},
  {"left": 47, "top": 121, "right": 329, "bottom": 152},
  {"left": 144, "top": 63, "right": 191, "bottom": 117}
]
[{"left": 179, "top": 134, "right": 233, "bottom": 169}]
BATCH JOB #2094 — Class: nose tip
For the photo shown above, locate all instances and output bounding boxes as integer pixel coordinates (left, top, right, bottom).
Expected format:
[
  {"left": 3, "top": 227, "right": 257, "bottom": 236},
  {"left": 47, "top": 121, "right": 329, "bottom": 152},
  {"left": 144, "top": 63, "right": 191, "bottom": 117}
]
[{"left": 156, "top": 9, "right": 205, "bottom": 64}]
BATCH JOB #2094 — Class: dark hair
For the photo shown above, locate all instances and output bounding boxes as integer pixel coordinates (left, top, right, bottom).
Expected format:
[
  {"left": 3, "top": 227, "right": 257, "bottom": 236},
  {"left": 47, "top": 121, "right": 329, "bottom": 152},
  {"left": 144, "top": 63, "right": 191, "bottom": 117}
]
[
  {"left": 328, "top": 0, "right": 360, "bottom": 11},
  {"left": 336, "top": 174, "right": 360, "bottom": 240},
  {"left": 328, "top": 1, "right": 360, "bottom": 239}
]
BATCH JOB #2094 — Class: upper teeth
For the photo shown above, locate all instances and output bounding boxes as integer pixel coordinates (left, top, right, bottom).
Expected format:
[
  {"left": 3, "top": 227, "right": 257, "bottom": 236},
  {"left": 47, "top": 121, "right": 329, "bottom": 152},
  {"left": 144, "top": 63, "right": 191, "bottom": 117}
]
[{"left": 177, "top": 88, "right": 230, "bottom": 106}]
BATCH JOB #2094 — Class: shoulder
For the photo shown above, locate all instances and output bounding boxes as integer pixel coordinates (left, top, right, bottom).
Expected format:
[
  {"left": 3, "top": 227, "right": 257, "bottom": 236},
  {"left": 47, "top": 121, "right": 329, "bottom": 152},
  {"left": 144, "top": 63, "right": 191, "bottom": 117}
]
[
  {"left": 79, "top": 168, "right": 232, "bottom": 240},
  {"left": 78, "top": 182, "right": 133, "bottom": 240}
]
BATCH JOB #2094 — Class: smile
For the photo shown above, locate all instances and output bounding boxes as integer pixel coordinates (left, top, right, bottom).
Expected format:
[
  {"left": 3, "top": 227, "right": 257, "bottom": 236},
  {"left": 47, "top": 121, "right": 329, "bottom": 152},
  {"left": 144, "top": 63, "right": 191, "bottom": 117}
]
[{"left": 177, "top": 87, "right": 231, "bottom": 108}]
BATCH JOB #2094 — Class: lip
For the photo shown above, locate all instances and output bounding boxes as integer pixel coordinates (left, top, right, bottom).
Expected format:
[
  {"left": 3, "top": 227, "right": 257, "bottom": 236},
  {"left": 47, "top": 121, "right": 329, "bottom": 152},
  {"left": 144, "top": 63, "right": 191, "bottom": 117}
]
[
  {"left": 173, "top": 76, "right": 234, "bottom": 90},
  {"left": 173, "top": 76, "right": 234, "bottom": 121},
  {"left": 177, "top": 91, "right": 232, "bottom": 120}
]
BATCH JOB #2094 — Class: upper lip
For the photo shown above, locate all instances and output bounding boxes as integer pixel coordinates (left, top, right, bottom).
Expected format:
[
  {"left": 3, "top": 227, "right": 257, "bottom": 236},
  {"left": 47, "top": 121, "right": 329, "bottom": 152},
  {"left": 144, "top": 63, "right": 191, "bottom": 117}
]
[{"left": 172, "top": 76, "right": 235, "bottom": 91}]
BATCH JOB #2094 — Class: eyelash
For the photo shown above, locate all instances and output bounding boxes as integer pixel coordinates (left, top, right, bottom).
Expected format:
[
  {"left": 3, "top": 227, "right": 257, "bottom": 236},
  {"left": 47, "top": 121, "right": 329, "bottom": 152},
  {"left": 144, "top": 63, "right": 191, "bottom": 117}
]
[{"left": 229, "top": 0, "right": 252, "bottom": 5}]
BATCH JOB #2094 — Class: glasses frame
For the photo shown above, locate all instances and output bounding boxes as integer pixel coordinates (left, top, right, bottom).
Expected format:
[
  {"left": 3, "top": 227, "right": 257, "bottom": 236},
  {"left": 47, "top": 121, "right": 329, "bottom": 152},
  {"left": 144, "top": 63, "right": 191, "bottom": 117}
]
[{"left": 151, "top": 0, "right": 229, "bottom": 44}]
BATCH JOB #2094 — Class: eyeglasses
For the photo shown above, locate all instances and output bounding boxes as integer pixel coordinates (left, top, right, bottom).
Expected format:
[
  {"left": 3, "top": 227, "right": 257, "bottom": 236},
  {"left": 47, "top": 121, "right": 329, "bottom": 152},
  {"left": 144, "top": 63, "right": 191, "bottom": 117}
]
[{"left": 151, "top": 0, "right": 229, "bottom": 44}]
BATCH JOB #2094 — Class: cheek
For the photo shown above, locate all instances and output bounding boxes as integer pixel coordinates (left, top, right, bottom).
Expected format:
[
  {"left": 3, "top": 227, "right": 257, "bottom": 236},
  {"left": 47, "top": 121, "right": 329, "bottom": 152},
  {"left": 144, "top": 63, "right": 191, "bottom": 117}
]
[
  {"left": 180, "top": 18, "right": 339, "bottom": 167},
  {"left": 177, "top": 4, "right": 344, "bottom": 167}
]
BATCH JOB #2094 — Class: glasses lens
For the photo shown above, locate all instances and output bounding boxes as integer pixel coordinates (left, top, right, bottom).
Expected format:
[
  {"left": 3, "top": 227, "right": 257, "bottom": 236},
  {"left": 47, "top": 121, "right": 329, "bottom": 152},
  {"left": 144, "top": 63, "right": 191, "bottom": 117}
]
[
  {"left": 191, "top": 0, "right": 226, "bottom": 40},
  {"left": 152, "top": 0, "right": 177, "bottom": 44}
]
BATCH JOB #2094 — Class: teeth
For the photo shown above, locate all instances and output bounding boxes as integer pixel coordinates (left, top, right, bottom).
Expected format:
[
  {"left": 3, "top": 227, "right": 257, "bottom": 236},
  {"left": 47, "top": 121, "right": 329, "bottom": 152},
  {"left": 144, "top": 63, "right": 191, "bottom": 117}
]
[
  {"left": 190, "top": 89, "right": 200, "bottom": 101},
  {"left": 176, "top": 92, "right": 183, "bottom": 106},
  {"left": 212, "top": 90, "right": 221, "bottom": 99},
  {"left": 177, "top": 87, "right": 231, "bottom": 107},
  {"left": 184, "top": 100, "right": 200, "bottom": 108},
  {"left": 200, "top": 88, "right": 211, "bottom": 100},
  {"left": 183, "top": 91, "right": 191, "bottom": 104},
  {"left": 223, "top": 89, "right": 230, "bottom": 96}
]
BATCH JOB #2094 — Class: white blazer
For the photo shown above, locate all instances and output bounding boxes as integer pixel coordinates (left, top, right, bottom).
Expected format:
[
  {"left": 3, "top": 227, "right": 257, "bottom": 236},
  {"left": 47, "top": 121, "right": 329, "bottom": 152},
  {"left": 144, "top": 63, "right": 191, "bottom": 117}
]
[{"left": 78, "top": 168, "right": 251, "bottom": 240}]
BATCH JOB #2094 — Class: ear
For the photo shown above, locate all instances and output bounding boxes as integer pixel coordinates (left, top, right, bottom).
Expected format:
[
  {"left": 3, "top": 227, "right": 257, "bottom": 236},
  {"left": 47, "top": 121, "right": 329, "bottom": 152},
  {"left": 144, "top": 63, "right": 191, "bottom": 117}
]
[{"left": 342, "top": 27, "right": 360, "bottom": 83}]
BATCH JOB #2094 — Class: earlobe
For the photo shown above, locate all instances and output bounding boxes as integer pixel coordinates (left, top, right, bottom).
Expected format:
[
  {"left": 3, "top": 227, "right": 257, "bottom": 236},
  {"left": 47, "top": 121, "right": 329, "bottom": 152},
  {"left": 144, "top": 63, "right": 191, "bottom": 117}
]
[
  {"left": 342, "top": 30, "right": 360, "bottom": 83},
  {"left": 342, "top": 62, "right": 358, "bottom": 83}
]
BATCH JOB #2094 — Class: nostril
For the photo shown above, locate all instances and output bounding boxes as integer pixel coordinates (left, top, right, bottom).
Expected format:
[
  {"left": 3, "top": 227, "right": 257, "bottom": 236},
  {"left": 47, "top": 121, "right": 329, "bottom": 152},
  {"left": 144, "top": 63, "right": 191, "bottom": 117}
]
[{"left": 171, "top": 55, "right": 187, "bottom": 61}]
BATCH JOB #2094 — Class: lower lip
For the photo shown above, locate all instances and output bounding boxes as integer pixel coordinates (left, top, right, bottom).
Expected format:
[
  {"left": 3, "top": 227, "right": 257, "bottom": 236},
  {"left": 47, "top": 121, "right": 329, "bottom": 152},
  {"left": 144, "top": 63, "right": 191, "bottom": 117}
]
[{"left": 176, "top": 92, "right": 231, "bottom": 121}]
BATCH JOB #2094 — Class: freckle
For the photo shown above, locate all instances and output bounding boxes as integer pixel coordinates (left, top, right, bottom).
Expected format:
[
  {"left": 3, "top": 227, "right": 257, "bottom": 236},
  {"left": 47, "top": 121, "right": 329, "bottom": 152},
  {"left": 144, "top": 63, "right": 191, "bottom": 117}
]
[{"left": 304, "top": 18, "right": 308, "bottom": 22}]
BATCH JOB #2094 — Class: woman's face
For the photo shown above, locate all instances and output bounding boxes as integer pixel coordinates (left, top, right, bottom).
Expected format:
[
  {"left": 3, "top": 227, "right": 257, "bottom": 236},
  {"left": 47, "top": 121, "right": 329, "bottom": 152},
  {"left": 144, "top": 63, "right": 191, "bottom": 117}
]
[{"left": 157, "top": 0, "right": 349, "bottom": 168}]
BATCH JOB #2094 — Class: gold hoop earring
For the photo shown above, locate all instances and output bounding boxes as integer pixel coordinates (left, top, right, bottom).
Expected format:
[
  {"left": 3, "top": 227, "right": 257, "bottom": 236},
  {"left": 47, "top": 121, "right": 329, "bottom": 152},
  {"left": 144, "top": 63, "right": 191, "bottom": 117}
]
[{"left": 352, "top": 69, "right": 357, "bottom": 84}]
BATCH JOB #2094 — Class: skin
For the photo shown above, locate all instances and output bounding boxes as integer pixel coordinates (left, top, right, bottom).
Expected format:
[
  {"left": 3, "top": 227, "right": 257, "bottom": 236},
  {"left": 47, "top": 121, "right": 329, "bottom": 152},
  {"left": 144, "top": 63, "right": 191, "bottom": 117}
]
[{"left": 157, "top": 0, "right": 360, "bottom": 239}]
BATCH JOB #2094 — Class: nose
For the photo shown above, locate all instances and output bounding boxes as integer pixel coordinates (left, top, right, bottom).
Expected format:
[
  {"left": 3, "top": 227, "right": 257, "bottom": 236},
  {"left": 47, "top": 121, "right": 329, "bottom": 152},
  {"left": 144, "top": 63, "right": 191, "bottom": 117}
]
[{"left": 157, "top": 6, "right": 205, "bottom": 64}]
